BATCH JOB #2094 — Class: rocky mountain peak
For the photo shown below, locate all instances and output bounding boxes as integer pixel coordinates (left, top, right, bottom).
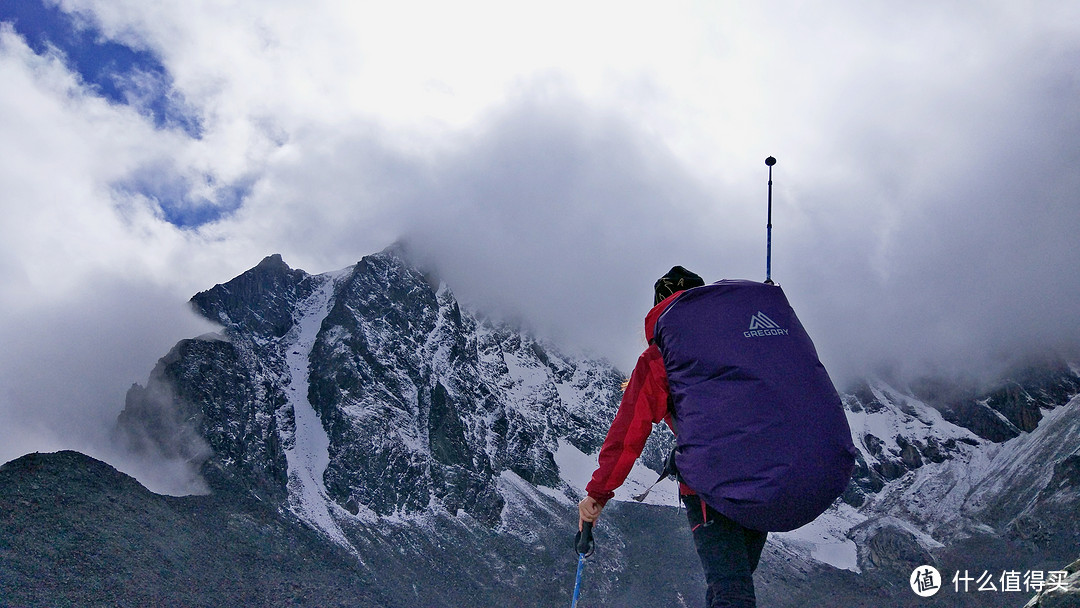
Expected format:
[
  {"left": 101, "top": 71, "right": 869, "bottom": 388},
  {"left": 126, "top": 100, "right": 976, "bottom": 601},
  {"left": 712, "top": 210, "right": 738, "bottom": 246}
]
[
  {"left": 190, "top": 253, "right": 314, "bottom": 337},
  {"left": 117, "top": 249, "right": 624, "bottom": 530}
]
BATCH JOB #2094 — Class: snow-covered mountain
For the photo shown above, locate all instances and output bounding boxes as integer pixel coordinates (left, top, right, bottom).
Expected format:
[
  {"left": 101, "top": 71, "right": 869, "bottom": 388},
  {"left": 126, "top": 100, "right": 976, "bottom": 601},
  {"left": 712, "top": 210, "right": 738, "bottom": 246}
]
[
  {"left": 6, "top": 245, "right": 1078, "bottom": 607},
  {"left": 118, "top": 247, "right": 627, "bottom": 526}
]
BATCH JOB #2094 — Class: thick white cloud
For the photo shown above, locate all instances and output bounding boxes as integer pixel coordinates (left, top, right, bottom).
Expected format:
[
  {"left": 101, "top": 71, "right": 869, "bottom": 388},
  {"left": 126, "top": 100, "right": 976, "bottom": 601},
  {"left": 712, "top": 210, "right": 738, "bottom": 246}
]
[
  {"left": 2, "top": 1, "right": 1079, "bottom": 479},
  {"left": 0, "top": 27, "right": 220, "bottom": 474}
]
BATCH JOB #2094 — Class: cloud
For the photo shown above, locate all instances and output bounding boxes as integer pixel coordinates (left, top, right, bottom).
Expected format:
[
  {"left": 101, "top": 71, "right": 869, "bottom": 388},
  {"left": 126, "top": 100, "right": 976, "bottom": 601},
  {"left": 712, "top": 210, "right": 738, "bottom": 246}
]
[
  {"left": 397, "top": 82, "right": 751, "bottom": 361},
  {"left": 0, "top": 25, "right": 220, "bottom": 473},
  {"left": 776, "top": 18, "right": 1080, "bottom": 385},
  {"left": 1, "top": 0, "right": 1079, "bottom": 490},
  {"left": 0, "top": 272, "right": 217, "bottom": 486}
]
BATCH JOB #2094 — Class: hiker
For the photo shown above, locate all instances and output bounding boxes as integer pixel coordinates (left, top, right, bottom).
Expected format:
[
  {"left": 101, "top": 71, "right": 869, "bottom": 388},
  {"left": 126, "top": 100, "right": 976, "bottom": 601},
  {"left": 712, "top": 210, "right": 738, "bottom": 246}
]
[{"left": 578, "top": 266, "right": 855, "bottom": 608}]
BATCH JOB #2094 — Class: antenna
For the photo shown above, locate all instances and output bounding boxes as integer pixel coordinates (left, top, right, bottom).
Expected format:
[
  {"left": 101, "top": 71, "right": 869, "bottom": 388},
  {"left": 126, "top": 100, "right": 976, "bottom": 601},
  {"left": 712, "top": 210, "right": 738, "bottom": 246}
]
[{"left": 765, "top": 156, "right": 776, "bottom": 284}]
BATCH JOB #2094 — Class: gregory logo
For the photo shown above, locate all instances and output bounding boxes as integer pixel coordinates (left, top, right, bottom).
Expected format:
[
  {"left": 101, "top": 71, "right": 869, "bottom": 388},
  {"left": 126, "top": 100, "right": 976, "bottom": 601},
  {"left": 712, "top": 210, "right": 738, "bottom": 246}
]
[{"left": 744, "top": 312, "right": 789, "bottom": 338}]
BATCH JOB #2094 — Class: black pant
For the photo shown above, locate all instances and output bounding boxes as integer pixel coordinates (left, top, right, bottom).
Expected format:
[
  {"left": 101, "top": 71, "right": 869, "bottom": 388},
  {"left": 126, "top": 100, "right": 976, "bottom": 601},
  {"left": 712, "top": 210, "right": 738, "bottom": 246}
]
[{"left": 683, "top": 495, "right": 768, "bottom": 608}]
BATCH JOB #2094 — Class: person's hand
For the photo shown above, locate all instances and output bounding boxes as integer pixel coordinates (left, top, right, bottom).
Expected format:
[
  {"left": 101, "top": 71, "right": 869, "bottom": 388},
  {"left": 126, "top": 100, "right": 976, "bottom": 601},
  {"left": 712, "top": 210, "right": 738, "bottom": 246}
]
[{"left": 578, "top": 495, "right": 602, "bottom": 530}]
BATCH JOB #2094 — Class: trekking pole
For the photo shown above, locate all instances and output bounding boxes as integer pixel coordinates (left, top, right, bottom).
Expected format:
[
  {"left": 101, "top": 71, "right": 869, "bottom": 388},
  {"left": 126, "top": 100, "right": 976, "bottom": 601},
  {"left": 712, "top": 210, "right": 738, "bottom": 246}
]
[
  {"left": 765, "top": 156, "right": 777, "bottom": 285},
  {"left": 571, "top": 521, "right": 595, "bottom": 608}
]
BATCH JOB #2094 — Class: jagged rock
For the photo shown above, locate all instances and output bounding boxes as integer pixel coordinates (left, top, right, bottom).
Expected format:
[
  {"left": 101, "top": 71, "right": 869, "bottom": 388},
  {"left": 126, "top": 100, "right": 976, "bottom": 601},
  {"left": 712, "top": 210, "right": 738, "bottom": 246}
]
[
  {"left": 919, "top": 436, "right": 949, "bottom": 463},
  {"left": 1045, "top": 454, "right": 1080, "bottom": 492},
  {"left": 865, "top": 527, "right": 930, "bottom": 570},
  {"left": 1008, "top": 455, "right": 1080, "bottom": 556},
  {"left": 986, "top": 382, "right": 1043, "bottom": 432},
  {"left": 923, "top": 364, "right": 1080, "bottom": 443},
  {"left": 896, "top": 436, "right": 923, "bottom": 469},
  {"left": 115, "top": 336, "right": 289, "bottom": 501},
  {"left": 850, "top": 520, "right": 936, "bottom": 573},
  {"left": 191, "top": 254, "right": 315, "bottom": 337},
  {"left": 839, "top": 367, "right": 1080, "bottom": 504}
]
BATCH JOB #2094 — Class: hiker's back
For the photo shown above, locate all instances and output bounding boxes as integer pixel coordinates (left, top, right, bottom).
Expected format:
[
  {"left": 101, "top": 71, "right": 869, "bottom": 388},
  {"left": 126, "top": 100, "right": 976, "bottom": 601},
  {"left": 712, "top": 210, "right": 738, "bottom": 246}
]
[{"left": 654, "top": 280, "right": 856, "bottom": 532}]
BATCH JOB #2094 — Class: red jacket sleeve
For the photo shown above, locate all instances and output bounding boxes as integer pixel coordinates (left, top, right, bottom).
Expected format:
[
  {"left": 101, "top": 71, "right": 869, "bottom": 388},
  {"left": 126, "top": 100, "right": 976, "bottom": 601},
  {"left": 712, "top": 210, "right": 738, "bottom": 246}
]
[{"left": 585, "top": 343, "right": 670, "bottom": 505}]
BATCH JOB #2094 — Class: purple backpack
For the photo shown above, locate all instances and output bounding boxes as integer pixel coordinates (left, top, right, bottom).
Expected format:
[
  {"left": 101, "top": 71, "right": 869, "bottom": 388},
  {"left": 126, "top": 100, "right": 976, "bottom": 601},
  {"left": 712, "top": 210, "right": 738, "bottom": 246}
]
[{"left": 654, "top": 280, "right": 856, "bottom": 532}]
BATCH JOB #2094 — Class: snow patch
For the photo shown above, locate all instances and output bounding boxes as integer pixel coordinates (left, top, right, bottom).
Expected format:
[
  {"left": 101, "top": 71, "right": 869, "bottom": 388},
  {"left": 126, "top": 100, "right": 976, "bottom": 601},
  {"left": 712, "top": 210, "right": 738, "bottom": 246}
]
[
  {"left": 281, "top": 272, "right": 358, "bottom": 550},
  {"left": 496, "top": 470, "right": 568, "bottom": 543},
  {"left": 775, "top": 503, "right": 866, "bottom": 573},
  {"left": 844, "top": 381, "right": 983, "bottom": 467},
  {"left": 553, "top": 439, "right": 680, "bottom": 507}
]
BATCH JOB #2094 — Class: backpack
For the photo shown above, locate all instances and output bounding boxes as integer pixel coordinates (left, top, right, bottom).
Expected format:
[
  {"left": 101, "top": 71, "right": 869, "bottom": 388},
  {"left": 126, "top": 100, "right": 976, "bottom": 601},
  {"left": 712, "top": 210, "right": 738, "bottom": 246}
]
[{"left": 653, "top": 280, "right": 856, "bottom": 532}]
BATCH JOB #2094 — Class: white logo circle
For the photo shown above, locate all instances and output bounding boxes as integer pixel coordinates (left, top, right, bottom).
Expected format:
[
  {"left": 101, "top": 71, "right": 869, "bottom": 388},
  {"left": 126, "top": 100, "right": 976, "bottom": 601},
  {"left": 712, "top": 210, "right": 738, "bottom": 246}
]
[{"left": 910, "top": 565, "right": 942, "bottom": 597}]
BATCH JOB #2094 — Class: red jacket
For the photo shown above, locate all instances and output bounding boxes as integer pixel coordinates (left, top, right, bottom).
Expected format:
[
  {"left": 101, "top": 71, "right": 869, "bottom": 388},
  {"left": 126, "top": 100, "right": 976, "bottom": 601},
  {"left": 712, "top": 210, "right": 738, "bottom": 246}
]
[{"left": 586, "top": 293, "right": 691, "bottom": 505}]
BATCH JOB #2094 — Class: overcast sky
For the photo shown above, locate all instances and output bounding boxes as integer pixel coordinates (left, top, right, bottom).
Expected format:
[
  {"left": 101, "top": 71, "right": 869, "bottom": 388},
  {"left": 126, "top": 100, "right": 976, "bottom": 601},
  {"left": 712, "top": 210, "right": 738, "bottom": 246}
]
[{"left": 2, "top": 0, "right": 1079, "bottom": 479}]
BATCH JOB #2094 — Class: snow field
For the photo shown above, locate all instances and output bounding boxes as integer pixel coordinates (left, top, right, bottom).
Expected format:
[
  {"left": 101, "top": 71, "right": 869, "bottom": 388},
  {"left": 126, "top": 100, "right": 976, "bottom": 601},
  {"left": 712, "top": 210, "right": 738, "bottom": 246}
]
[{"left": 281, "top": 272, "right": 360, "bottom": 548}]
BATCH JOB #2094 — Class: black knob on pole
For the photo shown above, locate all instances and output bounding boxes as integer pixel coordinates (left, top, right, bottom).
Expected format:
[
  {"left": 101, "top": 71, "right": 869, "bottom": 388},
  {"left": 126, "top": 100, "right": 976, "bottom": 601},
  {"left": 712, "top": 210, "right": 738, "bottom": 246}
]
[
  {"left": 575, "top": 521, "right": 595, "bottom": 557},
  {"left": 765, "top": 156, "right": 776, "bottom": 166}
]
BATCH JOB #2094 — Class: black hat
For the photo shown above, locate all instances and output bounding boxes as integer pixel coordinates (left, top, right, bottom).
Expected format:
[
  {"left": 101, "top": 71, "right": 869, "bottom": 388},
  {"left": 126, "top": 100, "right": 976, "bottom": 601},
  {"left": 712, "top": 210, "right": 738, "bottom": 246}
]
[{"left": 654, "top": 266, "right": 704, "bottom": 305}]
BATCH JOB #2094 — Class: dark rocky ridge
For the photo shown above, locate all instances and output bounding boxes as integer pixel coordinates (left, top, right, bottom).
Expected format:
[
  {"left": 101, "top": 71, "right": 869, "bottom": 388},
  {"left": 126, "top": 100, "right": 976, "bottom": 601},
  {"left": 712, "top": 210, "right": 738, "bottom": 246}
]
[
  {"left": 909, "top": 364, "right": 1080, "bottom": 443},
  {"left": 116, "top": 334, "right": 291, "bottom": 502},
  {"left": 0, "top": 451, "right": 380, "bottom": 607}
]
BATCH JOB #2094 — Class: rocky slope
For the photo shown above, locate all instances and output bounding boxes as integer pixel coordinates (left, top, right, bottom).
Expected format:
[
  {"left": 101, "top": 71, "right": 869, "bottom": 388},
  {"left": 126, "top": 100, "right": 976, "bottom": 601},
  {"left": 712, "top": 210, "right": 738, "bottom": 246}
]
[{"left": 0, "top": 450, "right": 380, "bottom": 607}]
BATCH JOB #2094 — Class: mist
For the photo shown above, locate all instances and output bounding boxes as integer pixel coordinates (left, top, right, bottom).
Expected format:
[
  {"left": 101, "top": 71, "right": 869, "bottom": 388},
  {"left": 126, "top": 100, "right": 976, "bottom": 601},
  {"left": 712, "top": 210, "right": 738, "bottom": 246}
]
[{"left": 0, "top": 272, "right": 217, "bottom": 492}]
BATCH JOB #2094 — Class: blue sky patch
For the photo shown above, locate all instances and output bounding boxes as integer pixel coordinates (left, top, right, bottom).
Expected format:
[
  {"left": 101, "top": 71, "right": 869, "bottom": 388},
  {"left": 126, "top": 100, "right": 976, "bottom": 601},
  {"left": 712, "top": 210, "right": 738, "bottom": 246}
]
[
  {"left": 1, "top": 0, "right": 202, "bottom": 137},
  {"left": 113, "top": 165, "right": 252, "bottom": 229}
]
